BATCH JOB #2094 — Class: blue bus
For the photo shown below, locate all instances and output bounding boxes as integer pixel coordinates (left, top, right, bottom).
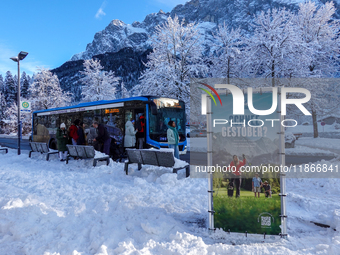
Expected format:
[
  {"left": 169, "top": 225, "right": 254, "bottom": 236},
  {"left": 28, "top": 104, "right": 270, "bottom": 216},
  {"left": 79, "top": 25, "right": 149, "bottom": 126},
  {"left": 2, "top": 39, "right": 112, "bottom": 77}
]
[{"left": 32, "top": 96, "right": 187, "bottom": 155}]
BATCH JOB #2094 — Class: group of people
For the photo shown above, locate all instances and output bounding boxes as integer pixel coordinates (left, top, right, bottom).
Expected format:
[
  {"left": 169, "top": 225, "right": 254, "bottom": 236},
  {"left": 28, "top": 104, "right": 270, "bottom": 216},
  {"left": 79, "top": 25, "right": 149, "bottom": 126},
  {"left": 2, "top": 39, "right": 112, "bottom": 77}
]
[
  {"left": 124, "top": 117, "right": 181, "bottom": 159},
  {"left": 56, "top": 119, "right": 111, "bottom": 161},
  {"left": 227, "top": 155, "right": 272, "bottom": 198},
  {"left": 56, "top": 116, "right": 181, "bottom": 162},
  {"left": 123, "top": 115, "right": 146, "bottom": 150},
  {"left": 252, "top": 173, "right": 272, "bottom": 198}
]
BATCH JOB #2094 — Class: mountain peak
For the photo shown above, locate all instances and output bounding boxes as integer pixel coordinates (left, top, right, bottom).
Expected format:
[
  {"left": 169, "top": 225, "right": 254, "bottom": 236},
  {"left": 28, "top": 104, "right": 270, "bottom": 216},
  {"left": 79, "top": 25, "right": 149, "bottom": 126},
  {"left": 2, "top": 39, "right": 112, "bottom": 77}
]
[
  {"left": 71, "top": 0, "right": 340, "bottom": 61},
  {"left": 111, "top": 19, "right": 125, "bottom": 27}
]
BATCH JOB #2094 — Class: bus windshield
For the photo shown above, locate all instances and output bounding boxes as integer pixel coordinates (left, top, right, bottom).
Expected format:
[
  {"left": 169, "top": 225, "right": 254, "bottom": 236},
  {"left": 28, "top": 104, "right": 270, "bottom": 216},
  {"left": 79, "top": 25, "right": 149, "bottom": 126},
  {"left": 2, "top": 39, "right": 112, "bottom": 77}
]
[{"left": 149, "top": 98, "right": 186, "bottom": 137}]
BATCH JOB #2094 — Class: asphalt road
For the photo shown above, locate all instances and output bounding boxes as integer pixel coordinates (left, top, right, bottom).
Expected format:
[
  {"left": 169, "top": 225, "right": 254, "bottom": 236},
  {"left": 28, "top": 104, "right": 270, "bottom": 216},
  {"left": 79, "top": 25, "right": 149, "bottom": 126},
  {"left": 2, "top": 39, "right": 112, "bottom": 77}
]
[
  {"left": 0, "top": 137, "right": 336, "bottom": 165},
  {"left": 0, "top": 138, "right": 30, "bottom": 151}
]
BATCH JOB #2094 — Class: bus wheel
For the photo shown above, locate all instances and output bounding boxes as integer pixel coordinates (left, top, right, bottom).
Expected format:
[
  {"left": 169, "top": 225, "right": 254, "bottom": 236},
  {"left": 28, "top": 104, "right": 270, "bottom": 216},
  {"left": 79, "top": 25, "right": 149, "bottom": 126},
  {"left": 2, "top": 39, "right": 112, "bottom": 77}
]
[{"left": 50, "top": 140, "right": 57, "bottom": 150}]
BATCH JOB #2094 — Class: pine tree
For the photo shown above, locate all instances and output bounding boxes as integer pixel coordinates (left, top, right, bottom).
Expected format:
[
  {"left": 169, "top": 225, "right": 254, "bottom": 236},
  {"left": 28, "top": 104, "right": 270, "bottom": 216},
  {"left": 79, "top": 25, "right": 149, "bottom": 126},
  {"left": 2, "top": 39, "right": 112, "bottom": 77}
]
[
  {"left": 29, "top": 68, "right": 72, "bottom": 110},
  {"left": 0, "top": 75, "right": 4, "bottom": 94},
  {"left": 21, "top": 71, "right": 30, "bottom": 98},
  {"left": 80, "top": 58, "right": 120, "bottom": 102},
  {"left": 4, "top": 71, "right": 17, "bottom": 107},
  {"left": 0, "top": 92, "right": 6, "bottom": 120},
  {"left": 137, "top": 16, "right": 207, "bottom": 109}
]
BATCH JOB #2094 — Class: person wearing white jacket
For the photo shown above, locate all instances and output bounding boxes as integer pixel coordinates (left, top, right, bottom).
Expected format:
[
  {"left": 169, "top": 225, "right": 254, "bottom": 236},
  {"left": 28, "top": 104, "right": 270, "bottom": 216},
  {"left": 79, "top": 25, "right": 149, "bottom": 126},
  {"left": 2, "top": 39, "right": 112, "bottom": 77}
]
[
  {"left": 167, "top": 120, "right": 180, "bottom": 159},
  {"left": 124, "top": 120, "right": 137, "bottom": 148}
]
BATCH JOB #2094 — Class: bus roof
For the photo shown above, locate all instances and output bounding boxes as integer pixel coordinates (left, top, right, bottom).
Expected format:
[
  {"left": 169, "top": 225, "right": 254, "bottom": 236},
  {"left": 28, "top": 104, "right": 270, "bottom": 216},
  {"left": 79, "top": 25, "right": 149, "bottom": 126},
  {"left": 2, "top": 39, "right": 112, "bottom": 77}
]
[{"left": 33, "top": 96, "right": 151, "bottom": 114}]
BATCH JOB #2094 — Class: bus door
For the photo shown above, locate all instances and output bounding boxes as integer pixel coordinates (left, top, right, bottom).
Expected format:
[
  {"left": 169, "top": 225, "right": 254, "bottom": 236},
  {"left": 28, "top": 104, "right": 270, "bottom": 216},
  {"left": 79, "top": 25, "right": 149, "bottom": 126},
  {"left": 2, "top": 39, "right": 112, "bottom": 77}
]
[{"left": 124, "top": 107, "right": 146, "bottom": 145}]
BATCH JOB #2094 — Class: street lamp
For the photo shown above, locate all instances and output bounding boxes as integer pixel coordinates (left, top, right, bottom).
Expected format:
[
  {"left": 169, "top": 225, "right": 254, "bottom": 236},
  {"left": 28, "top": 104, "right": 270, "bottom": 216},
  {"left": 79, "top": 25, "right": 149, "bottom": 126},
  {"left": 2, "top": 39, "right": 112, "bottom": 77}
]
[{"left": 10, "top": 51, "right": 28, "bottom": 155}]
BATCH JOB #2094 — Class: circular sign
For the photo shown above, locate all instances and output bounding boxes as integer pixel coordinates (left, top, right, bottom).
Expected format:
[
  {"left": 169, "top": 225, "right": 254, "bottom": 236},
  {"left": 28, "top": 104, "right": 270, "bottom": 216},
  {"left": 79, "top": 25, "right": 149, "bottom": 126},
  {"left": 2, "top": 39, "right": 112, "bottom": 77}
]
[
  {"left": 321, "top": 121, "right": 326, "bottom": 126},
  {"left": 22, "top": 101, "right": 29, "bottom": 109}
]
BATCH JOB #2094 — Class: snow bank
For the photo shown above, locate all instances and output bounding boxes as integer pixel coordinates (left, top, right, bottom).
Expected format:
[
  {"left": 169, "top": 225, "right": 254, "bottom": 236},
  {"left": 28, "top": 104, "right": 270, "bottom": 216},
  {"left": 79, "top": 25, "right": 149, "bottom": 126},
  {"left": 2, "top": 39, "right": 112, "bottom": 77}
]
[
  {"left": 286, "top": 145, "right": 336, "bottom": 156},
  {"left": 0, "top": 148, "right": 340, "bottom": 254},
  {"left": 296, "top": 137, "right": 340, "bottom": 152}
]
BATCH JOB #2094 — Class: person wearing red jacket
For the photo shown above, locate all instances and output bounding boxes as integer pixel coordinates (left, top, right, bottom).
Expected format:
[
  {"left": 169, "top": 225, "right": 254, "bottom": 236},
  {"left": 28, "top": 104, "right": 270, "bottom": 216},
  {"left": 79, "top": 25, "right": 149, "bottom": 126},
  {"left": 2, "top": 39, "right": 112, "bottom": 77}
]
[
  {"left": 69, "top": 119, "right": 80, "bottom": 145},
  {"left": 229, "top": 154, "right": 246, "bottom": 197},
  {"left": 136, "top": 115, "right": 145, "bottom": 149}
]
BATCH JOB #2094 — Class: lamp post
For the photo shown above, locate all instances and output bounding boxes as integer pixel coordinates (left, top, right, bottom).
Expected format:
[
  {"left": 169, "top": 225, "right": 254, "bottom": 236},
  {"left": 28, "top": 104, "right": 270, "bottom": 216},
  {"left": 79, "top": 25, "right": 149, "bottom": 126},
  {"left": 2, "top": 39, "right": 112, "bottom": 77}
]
[{"left": 10, "top": 51, "right": 28, "bottom": 155}]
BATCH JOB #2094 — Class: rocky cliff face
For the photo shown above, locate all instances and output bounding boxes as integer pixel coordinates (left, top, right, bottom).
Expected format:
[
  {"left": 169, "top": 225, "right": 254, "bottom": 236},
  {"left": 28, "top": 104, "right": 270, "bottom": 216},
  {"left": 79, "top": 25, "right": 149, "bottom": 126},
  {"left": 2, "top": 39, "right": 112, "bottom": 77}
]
[{"left": 53, "top": 48, "right": 151, "bottom": 101}]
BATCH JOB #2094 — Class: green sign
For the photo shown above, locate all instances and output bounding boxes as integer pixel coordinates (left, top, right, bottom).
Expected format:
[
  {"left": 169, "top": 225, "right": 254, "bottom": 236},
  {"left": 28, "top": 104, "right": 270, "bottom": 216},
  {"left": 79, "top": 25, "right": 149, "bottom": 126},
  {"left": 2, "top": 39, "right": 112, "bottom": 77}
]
[{"left": 21, "top": 101, "right": 31, "bottom": 112}]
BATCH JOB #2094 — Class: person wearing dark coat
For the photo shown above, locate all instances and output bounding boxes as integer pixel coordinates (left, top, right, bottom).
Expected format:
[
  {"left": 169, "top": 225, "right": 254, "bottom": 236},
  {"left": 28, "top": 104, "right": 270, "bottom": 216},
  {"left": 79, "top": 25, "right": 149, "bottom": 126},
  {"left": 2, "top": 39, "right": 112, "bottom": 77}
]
[
  {"left": 77, "top": 121, "right": 87, "bottom": 145},
  {"left": 92, "top": 121, "right": 111, "bottom": 155},
  {"left": 136, "top": 115, "right": 145, "bottom": 149},
  {"left": 69, "top": 119, "right": 80, "bottom": 145},
  {"left": 56, "top": 123, "right": 68, "bottom": 161}
]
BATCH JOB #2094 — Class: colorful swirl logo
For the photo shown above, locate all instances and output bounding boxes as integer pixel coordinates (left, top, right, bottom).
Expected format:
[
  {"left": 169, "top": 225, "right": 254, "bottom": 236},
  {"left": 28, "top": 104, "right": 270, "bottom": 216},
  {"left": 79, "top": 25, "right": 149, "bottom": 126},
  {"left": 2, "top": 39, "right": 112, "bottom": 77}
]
[{"left": 198, "top": 82, "right": 223, "bottom": 106}]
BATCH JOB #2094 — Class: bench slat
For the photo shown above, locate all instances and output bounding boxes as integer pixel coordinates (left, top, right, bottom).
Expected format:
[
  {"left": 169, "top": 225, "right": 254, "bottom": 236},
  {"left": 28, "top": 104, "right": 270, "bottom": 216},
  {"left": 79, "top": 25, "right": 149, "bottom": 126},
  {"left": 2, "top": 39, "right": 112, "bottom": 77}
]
[
  {"left": 67, "top": 145, "right": 78, "bottom": 157},
  {"left": 126, "top": 149, "right": 143, "bottom": 164},
  {"left": 140, "top": 150, "right": 158, "bottom": 166},
  {"left": 155, "top": 151, "right": 175, "bottom": 167},
  {"left": 85, "top": 146, "right": 95, "bottom": 158}
]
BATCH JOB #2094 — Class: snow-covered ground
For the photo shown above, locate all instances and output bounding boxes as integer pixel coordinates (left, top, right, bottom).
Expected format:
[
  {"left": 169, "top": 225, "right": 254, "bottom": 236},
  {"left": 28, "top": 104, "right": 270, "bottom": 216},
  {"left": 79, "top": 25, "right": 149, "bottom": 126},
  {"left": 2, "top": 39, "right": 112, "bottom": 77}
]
[
  {"left": 295, "top": 137, "right": 340, "bottom": 153},
  {"left": 0, "top": 147, "right": 340, "bottom": 254},
  {"left": 286, "top": 123, "right": 340, "bottom": 134},
  {"left": 286, "top": 145, "right": 337, "bottom": 156}
]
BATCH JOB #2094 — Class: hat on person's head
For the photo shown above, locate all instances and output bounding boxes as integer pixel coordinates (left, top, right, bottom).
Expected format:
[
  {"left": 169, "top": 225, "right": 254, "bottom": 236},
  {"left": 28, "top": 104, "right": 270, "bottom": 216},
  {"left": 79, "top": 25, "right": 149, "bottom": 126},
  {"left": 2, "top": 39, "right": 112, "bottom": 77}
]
[
  {"left": 60, "top": 123, "right": 66, "bottom": 128},
  {"left": 131, "top": 120, "right": 135, "bottom": 123},
  {"left": 264, "top": 181, "right": 268, "bottom": 184}
]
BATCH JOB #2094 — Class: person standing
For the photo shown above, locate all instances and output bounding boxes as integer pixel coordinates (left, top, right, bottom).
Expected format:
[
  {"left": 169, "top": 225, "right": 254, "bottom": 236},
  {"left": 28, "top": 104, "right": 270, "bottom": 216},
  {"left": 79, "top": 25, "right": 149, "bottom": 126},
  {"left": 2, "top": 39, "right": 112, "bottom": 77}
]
[
  {"left": 136, "top": 115, "right": 145, "bottom": 149},
  {"left": 252, "top": 173, "right": 262, "bottom": 198},
  {"left": 229, "top": 154, "right": 246, "bottom": 197},
  {"left": 77, "top": 121, "right": 87, "bottom": 145},
  {"left": 92, "top": 121, "right": 111, "bottom": 155},
  {"left": 56, "top": 123, "right": 68, "bottom": 161},
  {"left": 167, "top": 120, "right": 180, "bottom": 159},
  {"left": 69, "top": 119, "right": 80, "bottom": 145},
  {"left": 124, "top": 119, "right": 137, "bottom": 149}
]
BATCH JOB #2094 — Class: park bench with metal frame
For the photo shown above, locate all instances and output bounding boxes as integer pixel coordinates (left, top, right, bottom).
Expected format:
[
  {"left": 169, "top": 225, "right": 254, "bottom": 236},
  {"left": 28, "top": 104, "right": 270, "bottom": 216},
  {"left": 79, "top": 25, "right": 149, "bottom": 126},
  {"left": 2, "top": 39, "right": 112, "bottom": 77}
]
[
  {"left": 66, "top": 145, "right": 110, "bottom": 167},
  {"left": 124, "top": 149, "right": 190, "bottom": 177},
  {"left": 29, "top": 142, "right": 58, "bottom": 161},
  {"left": 0, "top": 147, "right": 8, "bottom": 154},
  {"left": 293, "top": 133, "right": 303, "bottom": 140}
]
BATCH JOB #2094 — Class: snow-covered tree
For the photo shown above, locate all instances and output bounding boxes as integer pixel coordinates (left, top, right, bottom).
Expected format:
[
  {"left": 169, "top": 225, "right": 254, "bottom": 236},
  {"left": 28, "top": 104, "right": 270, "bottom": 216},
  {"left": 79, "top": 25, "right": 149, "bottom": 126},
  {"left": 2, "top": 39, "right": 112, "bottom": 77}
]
[
  {"left": 29, "top": 68, "right": 72, "bottom": 110},
  {"left": 120, "top": 82, "right": 130, "bottom": 98},
  {"left": 137, "top": 16, "right": 207, "bottom": 107},
  {"left": 4, "top": 101, "right": 31, "bottom": 135},
  {"left": 0, "top": 92, "right": 6, "bottom": 120},
  {"left": 242, "top": 8, "right": 306, "bottom": 84},
  {"left": 21, "top": 71, "right": 30, "bottom": 98},
  {"left": 4, "top": 71, "right": 17, "bottom": 107},
  {"left": 80, "top": 58, "right": 120, "bottom": 102},
  {"left": 285, "top": 2, "right": 340, "bottom": 137},
  {"left": 0, "top": 75, "right": 4, "bottom": 94},
  {"left": 210, "top": 23, "right": 243, "bottom": 81},
  {"left": 295, "top": 1, "right": 340, "bottom": 77}
]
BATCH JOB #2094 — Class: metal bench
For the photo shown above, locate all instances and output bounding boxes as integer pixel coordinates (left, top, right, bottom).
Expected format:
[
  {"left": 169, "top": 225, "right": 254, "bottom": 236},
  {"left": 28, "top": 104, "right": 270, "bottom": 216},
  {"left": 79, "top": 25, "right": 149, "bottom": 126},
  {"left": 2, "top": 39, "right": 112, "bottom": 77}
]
[
  {"left": 29, "top": 142, "right": 58, "bottom": 161},
  {"left": 66, "top": 145, "right": 110, "bottom": 167},
  {"left": 124, "top": 149, "right": 190, "bottom": 177},
  {"left": 0, "top": 148, "right": 8, "bottom": 154},
  {"left": 293, "top": 133, "right": 303, "bottom": 140}
]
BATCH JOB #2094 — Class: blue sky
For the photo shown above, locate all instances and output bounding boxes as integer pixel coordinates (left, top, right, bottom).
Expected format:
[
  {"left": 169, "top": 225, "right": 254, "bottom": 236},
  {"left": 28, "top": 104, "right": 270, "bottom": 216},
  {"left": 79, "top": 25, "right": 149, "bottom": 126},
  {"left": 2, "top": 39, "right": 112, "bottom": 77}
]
[{"left": 0, "top": 0, "right": 187, "bottom": 77}]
